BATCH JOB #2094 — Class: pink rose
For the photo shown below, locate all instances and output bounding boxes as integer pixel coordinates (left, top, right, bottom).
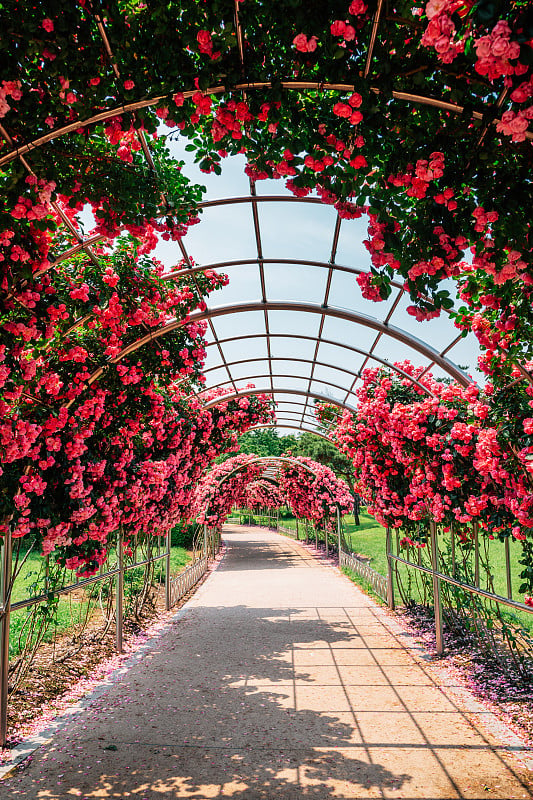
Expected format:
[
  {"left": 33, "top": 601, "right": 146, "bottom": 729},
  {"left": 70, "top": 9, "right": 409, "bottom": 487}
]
[
  {"left": 42, "top": 18, "right": 54, "bottom": 32},
  {"left": 344, "top": 25, "right": 356, "bottom": 41},
  {"left": 349, "top": 0, "right": 367, "bottom": 14},
  {"left": 293, "top": 33, "right": 317, "bottom": 53},
  {"left": 330, "top": 20, "right": 346, "bottom": 36},
  {"left": 124, "top": 79, "right": 135, "bottom": 90}
]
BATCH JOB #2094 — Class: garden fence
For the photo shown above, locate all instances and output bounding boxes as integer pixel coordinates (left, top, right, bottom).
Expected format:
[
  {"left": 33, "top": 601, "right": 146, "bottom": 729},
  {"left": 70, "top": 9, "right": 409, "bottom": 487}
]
[{"left": 0, "top": 525, "right": 220, "bottom": 747}]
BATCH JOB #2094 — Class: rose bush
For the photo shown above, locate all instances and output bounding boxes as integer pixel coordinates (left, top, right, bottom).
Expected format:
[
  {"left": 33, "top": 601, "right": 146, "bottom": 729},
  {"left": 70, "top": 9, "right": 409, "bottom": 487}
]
[{"left": 316, "top": 361, "right": 533, "bottom": 599}]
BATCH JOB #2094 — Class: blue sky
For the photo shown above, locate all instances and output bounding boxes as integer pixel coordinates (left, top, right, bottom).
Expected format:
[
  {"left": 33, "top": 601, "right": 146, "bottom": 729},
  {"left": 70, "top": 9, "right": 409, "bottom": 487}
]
[{"left": 149, "top": 135, "right": 482, "bottom": 434}]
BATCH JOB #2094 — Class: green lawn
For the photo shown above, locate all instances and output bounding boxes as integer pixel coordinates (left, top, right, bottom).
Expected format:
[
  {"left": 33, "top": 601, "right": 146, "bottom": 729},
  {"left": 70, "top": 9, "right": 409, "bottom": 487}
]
[{"left": 8, "top": 544, "right": 192, "bottom": 659}]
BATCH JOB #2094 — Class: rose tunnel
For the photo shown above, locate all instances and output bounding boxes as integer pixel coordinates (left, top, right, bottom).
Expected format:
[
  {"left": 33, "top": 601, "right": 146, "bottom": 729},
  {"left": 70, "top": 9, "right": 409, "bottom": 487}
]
[{"left": 1, "top": 0, "right": 533, "bottom": 752}]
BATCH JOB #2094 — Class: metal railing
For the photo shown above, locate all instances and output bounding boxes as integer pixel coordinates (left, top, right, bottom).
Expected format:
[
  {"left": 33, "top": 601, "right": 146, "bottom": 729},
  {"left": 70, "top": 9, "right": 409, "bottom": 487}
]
[
  {"left": 230, "top": 509, "right": 533, "bottom": 660},
  {"left": 0, "top": 524, "right": 220, "bottom": 747},
  {"left": 339, "top": 550, "right": 388, "bottom": 601},
  {"left": 385, "top": 521, "right": 533, "bottom": 655}
]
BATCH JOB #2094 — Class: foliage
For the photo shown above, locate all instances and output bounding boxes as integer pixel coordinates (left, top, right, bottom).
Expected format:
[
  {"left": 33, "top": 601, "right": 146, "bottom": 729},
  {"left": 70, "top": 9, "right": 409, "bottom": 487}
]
[
  {"left": 317, "top": 361, "right": 533, "bottom": 604},
  {"left": 294, "top": 430, "right": 354, "bottom": 489}
]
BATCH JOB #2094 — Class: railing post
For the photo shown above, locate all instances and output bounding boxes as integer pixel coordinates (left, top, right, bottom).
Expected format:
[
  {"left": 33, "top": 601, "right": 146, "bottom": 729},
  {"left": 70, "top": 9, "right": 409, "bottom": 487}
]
[
  {"left": 325, "top": 522, "right": 329, "bottom": 557},
  {"left": 450, "top": 523, "right": 456, "bottom": 578},
  {"left": 295, "top": 518, "right": 299, "bottom": 540},
  {"left": 165, "top": 528, "right": 171, "bottom": 611},
  {"left": 204, "top": 523, "right": 208, "bottom": 559},
  {"left": 430, "top": 520, "right": 444, "bottom": 656},
  {"left": 116, "top": 526, "right": 124, "bottom": 653},
  {"left": 0, "top": 526, "right": 12, "bottom": 748},
  {"left": 276, "top": 508, "right": 279, "bottom": 530},
  {"left": 315, "top": 523, "right": 318, "bottom": 550},
  {"left": 505, "top": 537, "right": 512, "bottom": 599},
  {"left": 386, "top": 527, "right": 395, "bottom": 611},
  {"left": 473, "top": 521, "right": 480, "bottom": 588},
  {"left": 337, "top": 506, "right": 341, "bottom": 566}
]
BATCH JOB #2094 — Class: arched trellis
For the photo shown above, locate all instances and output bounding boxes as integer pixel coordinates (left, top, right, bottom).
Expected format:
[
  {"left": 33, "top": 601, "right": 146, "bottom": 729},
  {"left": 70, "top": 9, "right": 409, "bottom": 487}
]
[
  {"left": 2, "top": 80, "right": 529, "bottom": 171},
  {"left": 202, "top": 455, "right": 338, "bottom": 515},
  {"left": 200, "top": 455, "right": 348, "bottom": 558},
  {"left": 86, "top": 301, "right": 472, "bottom": 390}
]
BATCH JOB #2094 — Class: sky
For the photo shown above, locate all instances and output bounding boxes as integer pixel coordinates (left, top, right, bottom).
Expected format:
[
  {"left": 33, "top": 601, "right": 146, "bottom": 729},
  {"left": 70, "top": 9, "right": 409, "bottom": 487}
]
[{"left": 147, "top": 134, "right": 482, "bottom": 435}]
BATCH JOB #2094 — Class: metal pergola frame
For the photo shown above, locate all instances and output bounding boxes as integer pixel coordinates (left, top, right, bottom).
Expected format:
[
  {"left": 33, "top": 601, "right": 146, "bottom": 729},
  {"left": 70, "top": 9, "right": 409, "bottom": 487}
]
[{"left": 1, "top": 2, "right": 485, "bottom": 441}]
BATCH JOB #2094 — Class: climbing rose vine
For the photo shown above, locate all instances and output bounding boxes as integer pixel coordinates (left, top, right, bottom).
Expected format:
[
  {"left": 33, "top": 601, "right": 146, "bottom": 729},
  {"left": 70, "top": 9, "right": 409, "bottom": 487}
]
[{"left": 316, "top": 362, "right": 533, "bottom": 603}]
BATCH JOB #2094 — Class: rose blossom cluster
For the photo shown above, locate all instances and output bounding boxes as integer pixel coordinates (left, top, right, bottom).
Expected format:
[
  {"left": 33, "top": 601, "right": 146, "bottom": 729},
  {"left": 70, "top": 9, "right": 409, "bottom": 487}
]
[
  {"left": 316, "top": 362, "right": 533, "bottom": 601},
  {"left": 278, "top": 456, "right": 353, "bottom": 524},
  {"left": 1, "top": 228, "right": 273, "bottom": 576},
  {"left": 192, "top": 455, "right": 352, "bottom": 528}
]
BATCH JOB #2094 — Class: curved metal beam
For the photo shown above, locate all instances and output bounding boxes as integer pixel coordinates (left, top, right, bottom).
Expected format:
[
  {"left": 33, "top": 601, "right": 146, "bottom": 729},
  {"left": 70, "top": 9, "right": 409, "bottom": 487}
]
[
  {"left": 87, "top": 300, "right": 472, "bottom": 388},
  {"left": 198, "top": 373, "right": 357, "bottom": 403},
  {"left": 249, "top": 423, "right": 332, "bottom": 442},
  {"left": 201, "top": 386, "right": 356, "bottom": 413},
  {"left": 197, "top": 333, "right": 435, "bottom": 397},
  {"left": 203, "top": 357, "right": 363, "bottom": 384},
  {"left": 163, "top": 253, "right": 409, "bottom": 298},
  {"left": 2, "top": 80, "right": 528, "bottom": 167}
]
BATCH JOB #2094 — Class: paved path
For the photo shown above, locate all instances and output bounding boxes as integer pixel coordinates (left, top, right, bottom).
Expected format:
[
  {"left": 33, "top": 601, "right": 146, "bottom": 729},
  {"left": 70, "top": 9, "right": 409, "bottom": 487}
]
[{"left": 3, "top": 527, "right": 532, "bottom": 798}]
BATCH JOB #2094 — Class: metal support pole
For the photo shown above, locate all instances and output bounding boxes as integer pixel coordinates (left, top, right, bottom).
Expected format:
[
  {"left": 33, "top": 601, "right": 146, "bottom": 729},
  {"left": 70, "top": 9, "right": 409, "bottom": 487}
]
[
  {"left": 315, "top": 524, "right": 318, "bottom": 550},
  {"left": 0, "top": 527, "right": 12, "bottom": 747},
  {"left": 450, "top": 523, "right": 455, "bottom": 578},
  {"left": 276, "top": 508, "right": 279, "bottom": 531},
  {"left": 505, "top": 537, "right": 512, "bottom": 599},
  {"left": 325, "top": 523, "right": 328, "bottom": 557},
  {"left": 473, "top": 521, "right": 480, "bottom": 587},
  {"left": 337, "top": 506, "right": 341, "bottom": 566},
  {"left": 204, "top": 523, "right": 208, "bottom": 559},
  {"left": 295, "top": 518, "right": 299, "bottom": 540},
  {"left": 165, "top": 528, "right": 171, "bottom": 611},
  {"left": 430, "top": 521, "right": 444, "bottom": 656},
  {"left": 385, "top": 527, "right": 395, "bottom": 611},
  {"left": 116, "top": 527, "right": 124, "bottom": 653}
]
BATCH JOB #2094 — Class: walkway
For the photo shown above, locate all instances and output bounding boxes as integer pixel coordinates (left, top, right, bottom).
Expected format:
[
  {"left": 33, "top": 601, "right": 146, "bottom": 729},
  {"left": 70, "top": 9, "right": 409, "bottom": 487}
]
[{"left": 3, "top": 527, "right": 532, "bottom": 799}]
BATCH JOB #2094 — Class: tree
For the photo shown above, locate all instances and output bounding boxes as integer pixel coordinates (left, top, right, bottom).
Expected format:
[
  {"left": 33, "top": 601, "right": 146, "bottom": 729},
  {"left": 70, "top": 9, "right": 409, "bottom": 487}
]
[
  {"left": 227, "top": 428, "right": 298, "bottom": 459},
  {"left": 294, "top": 432, "right": 355, "bottom": 491}
]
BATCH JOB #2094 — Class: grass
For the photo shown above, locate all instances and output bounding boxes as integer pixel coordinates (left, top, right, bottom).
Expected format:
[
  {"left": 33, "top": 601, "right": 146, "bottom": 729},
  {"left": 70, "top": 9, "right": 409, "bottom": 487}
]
[{"left": 8, "top": 544, "right": 192, "bottom": 660}]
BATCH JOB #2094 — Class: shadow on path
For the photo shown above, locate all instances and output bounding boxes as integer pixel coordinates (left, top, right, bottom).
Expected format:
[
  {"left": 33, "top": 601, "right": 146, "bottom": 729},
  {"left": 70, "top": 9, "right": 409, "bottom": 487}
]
[{"left": 2, "top": 529, "right": 532, "bottom": 799}]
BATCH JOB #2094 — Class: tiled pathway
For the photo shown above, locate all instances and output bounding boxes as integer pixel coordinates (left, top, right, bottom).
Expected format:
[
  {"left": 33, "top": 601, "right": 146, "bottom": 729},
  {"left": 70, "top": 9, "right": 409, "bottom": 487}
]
[{"left": 3, "top": 527, "right": 532, "bottom": 798}]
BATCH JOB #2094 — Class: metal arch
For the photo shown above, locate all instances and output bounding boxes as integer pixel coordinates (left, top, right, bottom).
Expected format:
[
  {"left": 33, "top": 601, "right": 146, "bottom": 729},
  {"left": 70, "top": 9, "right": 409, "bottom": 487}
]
[
  {"left": 209, "top": 455, "right": 327, "bottom": 493},
  {"left": 2, "top": 80, "right": 530, "bottom": 168},
  {"left": 87, "top": 300, "right": 472, "bottom": 389},
  {"left": 163, "top": 254, "right": 408, "bottom": 296},
  {"left": 201, "top": 373, "right": 359, "bottom": 405},
  {"left": 202, "top": 356, "right": 383, "bottom": 391},
  {"left": 274, "top": 415, "right": 326, "bottom": 428},
  {"left": 265, "top": 407, "right": 322, "bottom": 421},
  {"left": 202, "top": 454, "right": 347, "bottom": 521},
  {"left": 196, "top": 356, "right": 433, "bottom": 410},
  {"left": 248, "top": 423, "right": 332, "bottom": 442},
  {"left": 200, "top": 333, "right": 435, "bottom": 395},
  {"left": 201, "top": 387, "right": 357, "bottom": 413}
]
